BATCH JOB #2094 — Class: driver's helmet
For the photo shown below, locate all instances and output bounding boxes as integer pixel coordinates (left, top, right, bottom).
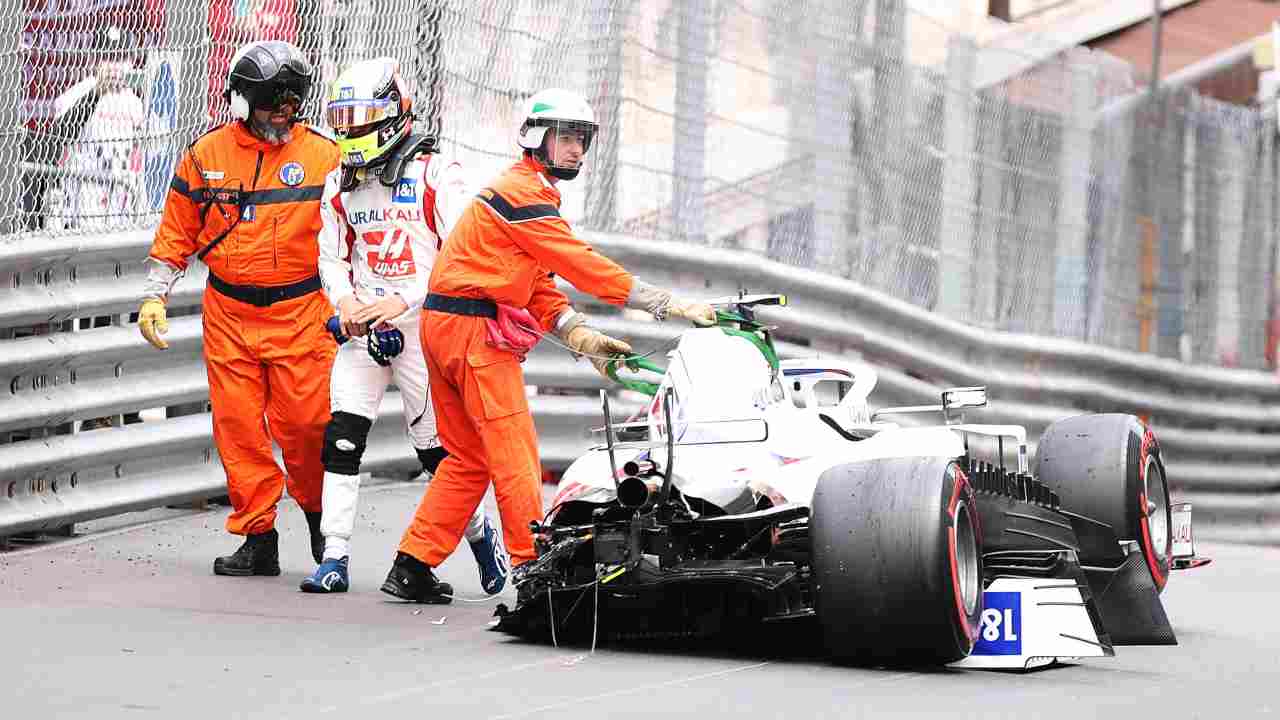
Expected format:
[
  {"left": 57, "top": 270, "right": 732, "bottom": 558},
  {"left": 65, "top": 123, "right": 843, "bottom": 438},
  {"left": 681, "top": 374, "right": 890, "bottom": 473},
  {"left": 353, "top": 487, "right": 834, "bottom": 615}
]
[
  {"left": 516, "top": 88, "right": 597, "bottom": 180},
  {"left": 325, "top": 58, "right": 414, "bottom": 168},
  {"left": 224, "top": 41, "right": 313, "bottom": 122}
]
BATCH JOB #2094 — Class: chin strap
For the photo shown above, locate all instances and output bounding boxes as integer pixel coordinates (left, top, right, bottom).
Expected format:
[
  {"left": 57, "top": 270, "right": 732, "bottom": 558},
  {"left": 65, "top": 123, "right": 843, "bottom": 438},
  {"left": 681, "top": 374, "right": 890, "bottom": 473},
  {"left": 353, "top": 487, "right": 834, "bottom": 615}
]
[
  {"left": 379, "top": 134, "right": 438, "bottom": 187},
  {"left": 339, "top": 166, "right": 361, "bottom": 192}
]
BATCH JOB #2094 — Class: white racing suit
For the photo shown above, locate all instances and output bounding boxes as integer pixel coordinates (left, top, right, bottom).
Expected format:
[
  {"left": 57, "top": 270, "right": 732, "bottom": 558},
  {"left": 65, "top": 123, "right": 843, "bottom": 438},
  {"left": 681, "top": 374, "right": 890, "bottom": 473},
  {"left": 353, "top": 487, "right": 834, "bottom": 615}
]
[
  {"left": 63, "top": 89, "right": 144, "bottom": 230},
  {"left": 316, "top": 153, "right": 487, "bottom": 561}
]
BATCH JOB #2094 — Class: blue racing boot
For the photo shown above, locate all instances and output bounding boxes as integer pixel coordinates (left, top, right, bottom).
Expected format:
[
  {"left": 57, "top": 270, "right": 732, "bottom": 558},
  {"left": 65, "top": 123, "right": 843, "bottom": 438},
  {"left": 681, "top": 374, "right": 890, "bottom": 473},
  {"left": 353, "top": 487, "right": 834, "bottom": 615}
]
[
  {"left": 469, "top": 519, "right": 509, "bottom": 594},
  {"left": 300, "top": 556, "right": 350, "bottom": 593}
]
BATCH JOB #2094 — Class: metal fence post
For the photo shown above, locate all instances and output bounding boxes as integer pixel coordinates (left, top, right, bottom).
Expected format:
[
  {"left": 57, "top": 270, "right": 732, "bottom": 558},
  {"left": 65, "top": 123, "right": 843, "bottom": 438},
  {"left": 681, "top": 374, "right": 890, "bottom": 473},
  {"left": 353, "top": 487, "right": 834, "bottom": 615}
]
[
  {"left": 869, "top": 0, "right": 907, "bottom": 235},
  {"left": 671, "top": 0, "right": 708, "bottom": 245},
  {"left": 1053, "top": 63, "right": 1098, "bottom": 339},
  {"left": 412, "top": 0, "right": 446, "bottom": 139},
  {"left": 1215, "top": 122, "right": 1247, "bottom": 366},
  {"left": 584, "top": 0, "right": 630, "bottom": 232},
  {"left": 0, "top": 0, "right": 24, "bottom": 236},
  {"left": 937, "top": 35, "right": 978, "bottom": 323},
  {"left": 1239, "top": 121, "right": 1272, "bottom": 369},
  {"left": 1155, "top": 92, "right": 1187, "bottom": 360},
  {"left": 812, "top": 0, "right": 856, "bottom": 269},
  {"left": 168, "top": 0, "right": 208, "bottom": 145}
]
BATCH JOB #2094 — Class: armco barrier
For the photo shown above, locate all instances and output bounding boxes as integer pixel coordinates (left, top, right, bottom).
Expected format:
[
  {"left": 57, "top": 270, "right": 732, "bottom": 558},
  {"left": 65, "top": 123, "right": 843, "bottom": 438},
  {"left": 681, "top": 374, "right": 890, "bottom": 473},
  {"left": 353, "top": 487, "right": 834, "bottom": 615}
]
[{"left": 1, "top": 230, "right": 1276, "bottom": 542}]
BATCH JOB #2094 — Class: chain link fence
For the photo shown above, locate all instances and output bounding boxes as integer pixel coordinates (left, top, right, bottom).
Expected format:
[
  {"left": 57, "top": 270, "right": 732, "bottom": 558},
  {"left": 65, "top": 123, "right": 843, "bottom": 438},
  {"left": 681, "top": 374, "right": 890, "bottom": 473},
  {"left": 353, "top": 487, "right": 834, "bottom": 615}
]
[{"left": 7, "top": 0, "right": 1280, "bottom": 368}]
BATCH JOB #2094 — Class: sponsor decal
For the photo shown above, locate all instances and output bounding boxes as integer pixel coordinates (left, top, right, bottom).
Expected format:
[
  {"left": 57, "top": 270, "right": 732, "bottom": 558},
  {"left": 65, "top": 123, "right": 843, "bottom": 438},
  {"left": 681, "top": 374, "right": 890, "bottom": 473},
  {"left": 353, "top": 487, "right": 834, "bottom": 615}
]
[
  {"left": 361, "top": 229, "right": 416, "bottom": 278},
  {"left": 347, "top": 151, "right": 365, "bottom": 165},
  {"left": 338, "top": 86, "right": 355, "bottom": 100},
  {"left": 393, "top": 178, "right": 417, "bottom": 204},
  {"left": 240, "top": 204, "right": 256, "bottom": 222},
  {"left": 279, "top": 162, "right": 305, "bottom": 187},
  {"left": 201, "top": 170, "right": 225, "bottom": 181},
  {"left": 348, "top": 207, "right": 423, "bottom": 225},
  {"left": 972, "top": 591, "right": 1021, "bottom": 656}
]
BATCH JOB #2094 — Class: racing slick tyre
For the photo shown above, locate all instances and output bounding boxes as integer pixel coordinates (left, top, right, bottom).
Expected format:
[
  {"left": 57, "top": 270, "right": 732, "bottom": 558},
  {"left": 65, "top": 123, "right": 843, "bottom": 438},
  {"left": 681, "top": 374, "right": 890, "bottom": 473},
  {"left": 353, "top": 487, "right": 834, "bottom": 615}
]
[
  {"left": 1037, "top": 413, "right": 1172, "bottom": 592},
  {"left": 810, "top": 457, "right": 982, "bottom": 666}
]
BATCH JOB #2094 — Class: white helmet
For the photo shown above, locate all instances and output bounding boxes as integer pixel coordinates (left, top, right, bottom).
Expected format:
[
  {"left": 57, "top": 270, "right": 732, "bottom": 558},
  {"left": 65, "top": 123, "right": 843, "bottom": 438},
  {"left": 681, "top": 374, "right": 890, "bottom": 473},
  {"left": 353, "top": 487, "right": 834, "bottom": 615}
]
[{"left": 517, "top": 88, "right": 597, "bottom": 180}]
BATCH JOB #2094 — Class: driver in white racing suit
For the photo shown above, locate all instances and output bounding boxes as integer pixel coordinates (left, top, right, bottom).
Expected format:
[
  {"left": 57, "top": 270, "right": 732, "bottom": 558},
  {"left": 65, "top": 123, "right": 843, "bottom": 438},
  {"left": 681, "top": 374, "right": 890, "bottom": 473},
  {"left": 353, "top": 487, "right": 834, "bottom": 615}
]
[{"left": 302, "top": 57, "right": 507, "bottom": 595}]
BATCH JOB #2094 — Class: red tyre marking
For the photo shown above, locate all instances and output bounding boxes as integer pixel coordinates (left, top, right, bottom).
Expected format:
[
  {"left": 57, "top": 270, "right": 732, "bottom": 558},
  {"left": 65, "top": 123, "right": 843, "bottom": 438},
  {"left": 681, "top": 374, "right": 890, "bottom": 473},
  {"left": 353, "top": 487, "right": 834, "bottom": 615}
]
[
  {"left": 1138, "top": 426, "right": 1169, "bottom": 590},
  {"left": 948, "top": 466, "right": 977, "bottom": 644},
  {"left": 1139, "top": 491, "right": 1168, "bottom": 590}
]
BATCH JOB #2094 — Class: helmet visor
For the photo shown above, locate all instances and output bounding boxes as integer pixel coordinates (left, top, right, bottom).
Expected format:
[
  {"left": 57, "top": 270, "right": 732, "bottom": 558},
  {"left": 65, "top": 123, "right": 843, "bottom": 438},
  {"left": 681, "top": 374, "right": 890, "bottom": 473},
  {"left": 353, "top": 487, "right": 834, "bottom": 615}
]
[
  {"left": 326, "top": 98, "right": 400, "bottom": 133},
  {"left": 533, "top": 118, "right": 596, "bottom": 156},
  {"left": 533, "top": 118, "right": 596, "bottom": 178}
]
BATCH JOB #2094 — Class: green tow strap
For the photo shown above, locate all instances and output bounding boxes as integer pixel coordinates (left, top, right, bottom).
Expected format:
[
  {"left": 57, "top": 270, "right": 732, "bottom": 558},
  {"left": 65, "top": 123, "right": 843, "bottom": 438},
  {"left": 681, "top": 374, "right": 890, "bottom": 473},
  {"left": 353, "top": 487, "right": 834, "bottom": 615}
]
[
  {"left": 606, "top": 355, "right": 666, "bottom": 396},
  {"left": 603, "top": 311, "right": 780, "bottom": 396}
]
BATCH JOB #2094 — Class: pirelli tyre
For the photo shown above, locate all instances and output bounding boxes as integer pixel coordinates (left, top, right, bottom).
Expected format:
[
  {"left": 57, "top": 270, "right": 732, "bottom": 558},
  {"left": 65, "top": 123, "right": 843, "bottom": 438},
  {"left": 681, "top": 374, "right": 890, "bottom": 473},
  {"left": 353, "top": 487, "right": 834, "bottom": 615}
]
[
  {"left": 810, "top": 457, "right": 982, "bottom": 665},
  {"left": 1036, "top": 413, "right": 1172, "bottom": 592}
]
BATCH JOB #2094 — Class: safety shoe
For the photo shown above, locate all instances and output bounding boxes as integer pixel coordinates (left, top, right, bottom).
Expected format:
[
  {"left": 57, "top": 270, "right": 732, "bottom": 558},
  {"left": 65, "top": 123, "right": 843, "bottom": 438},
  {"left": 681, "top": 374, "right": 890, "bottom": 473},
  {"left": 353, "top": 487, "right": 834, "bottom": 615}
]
[
  {"left": 304, "top": 511, "right": 324, "bottom": 564},
  {"left": 213, "top": 529, "right": 280, "bottom": 576},
  {"left": 379, "top": 552, "right": 453, "bottom": 604},
  {"left": 469, "top": 518, "right": 510, "bottom": 594},
  {"left": 300, "top": 556, "right": 350, "bottom": 593},
  {"left": 511, "top": 561, "right": 538, "bottom": 604}
]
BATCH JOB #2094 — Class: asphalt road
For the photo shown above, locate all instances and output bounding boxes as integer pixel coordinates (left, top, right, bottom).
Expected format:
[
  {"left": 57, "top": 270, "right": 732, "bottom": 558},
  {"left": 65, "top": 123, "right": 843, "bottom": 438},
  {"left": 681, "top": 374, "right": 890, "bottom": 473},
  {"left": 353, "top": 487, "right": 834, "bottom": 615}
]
[{"left": 0, "top": 481, "right": 1271, "bottom": 720}]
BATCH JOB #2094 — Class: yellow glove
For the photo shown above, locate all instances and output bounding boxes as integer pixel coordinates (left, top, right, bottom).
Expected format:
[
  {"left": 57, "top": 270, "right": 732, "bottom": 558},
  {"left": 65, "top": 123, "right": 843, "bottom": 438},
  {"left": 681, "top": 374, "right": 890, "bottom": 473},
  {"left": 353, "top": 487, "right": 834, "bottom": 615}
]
[
  {"left": 668, "top": 297, "right": 717, "bottom": 327},
  {"left": 565, "top": 325, "right": 633, "bottom": 379},
  {"left": 138, "top": 298, "right": 169, "bottom": 350}
]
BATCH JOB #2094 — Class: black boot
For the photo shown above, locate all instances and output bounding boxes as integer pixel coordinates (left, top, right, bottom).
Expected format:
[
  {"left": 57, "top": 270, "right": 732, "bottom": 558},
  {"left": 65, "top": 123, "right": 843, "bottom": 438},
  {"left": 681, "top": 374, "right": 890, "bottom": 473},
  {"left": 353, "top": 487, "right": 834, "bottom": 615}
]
[
  {"left": 380, "top": 552, "right": 453, "bottom": 604},
  {"left": 304, "top": 511, "right": 324, "bottom": 564},
  {"left": 213, "top": 529, "right": 280, "bottom": 576}
]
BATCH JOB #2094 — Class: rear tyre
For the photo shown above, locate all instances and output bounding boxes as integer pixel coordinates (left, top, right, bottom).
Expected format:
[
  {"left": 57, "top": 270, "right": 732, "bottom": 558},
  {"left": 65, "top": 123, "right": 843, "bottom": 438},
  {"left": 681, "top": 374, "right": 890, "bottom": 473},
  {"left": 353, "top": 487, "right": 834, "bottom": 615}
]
[
  {"left": 810, "top": 457, "right": 982, "bottom": 665},
  {"left": 1037, "top": 413, "right": 1172, "bottom": 591}
]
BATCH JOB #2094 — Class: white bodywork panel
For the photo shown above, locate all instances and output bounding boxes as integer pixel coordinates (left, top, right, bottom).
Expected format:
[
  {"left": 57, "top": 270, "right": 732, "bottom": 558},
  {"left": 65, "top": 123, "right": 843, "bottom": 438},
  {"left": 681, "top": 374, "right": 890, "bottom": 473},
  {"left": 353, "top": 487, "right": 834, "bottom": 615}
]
[
  {"left": 951, "top": 578, "right": 1112, "bottom": 670},
  {"left": 555, "top": 327, "right": 965, "bottom": 512}
]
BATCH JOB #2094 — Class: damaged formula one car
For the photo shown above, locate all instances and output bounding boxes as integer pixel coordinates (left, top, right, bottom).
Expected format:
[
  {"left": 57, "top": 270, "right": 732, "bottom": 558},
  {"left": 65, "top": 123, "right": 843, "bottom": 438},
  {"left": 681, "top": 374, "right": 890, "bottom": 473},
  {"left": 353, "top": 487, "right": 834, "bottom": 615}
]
[{"left": 495, "top": 294, "right": 1210, "bottom": 668}]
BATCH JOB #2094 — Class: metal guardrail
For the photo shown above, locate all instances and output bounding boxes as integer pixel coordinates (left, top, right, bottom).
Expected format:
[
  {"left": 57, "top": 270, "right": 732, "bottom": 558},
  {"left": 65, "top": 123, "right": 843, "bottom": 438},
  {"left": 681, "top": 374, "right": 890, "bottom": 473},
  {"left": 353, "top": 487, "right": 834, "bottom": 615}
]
[{"left": 1, "top": 229, "right": 1277, "bottom": 541}]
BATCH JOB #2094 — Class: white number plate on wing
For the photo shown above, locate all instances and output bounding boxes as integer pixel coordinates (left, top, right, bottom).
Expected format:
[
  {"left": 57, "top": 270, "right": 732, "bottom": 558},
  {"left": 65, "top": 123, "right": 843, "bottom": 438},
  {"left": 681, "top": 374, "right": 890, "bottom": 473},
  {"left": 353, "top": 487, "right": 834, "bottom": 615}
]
[{"left": 1171, "top": 502, "right": 1194, "bottom": 558}]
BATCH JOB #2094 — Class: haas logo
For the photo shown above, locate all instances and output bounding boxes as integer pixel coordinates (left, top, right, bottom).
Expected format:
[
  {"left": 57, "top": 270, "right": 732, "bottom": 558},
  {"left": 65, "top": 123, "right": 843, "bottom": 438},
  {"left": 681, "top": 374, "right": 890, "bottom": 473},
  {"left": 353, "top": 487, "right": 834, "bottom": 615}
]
[{"left": 362, "top": 229, "right": 416, "bottom": 278}]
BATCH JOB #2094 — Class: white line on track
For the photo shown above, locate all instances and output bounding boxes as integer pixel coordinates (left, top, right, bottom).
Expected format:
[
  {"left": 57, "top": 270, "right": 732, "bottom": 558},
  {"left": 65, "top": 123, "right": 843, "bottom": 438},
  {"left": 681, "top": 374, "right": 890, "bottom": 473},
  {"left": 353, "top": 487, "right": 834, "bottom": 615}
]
[
  {"left": 484, "top": 661, "right": 779, "bottom": 720},
  {"left": 315, "top": 657, "right": 569, "bottom": 714}
]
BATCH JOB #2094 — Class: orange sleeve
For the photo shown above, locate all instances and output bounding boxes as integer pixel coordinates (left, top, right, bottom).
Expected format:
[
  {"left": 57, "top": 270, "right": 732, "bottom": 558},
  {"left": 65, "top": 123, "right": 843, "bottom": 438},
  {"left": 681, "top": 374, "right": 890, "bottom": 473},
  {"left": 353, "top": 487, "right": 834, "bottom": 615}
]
[
  {"left": 148, "top": 150, "right": 205, "bottom": 272},
  {"left": 526, "top": 269, "right": 570, "bottom": 332},
  {"left": 506, "top": 214, "right": 633, "bottom": 306}
]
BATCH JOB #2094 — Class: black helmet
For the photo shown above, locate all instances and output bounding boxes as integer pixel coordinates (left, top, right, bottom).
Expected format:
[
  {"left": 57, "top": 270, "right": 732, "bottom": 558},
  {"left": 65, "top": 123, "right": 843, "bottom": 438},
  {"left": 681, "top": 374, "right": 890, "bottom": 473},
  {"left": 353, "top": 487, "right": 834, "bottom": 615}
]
[{"left": 223, "top": 41, "right": 313, "bottom": 121}]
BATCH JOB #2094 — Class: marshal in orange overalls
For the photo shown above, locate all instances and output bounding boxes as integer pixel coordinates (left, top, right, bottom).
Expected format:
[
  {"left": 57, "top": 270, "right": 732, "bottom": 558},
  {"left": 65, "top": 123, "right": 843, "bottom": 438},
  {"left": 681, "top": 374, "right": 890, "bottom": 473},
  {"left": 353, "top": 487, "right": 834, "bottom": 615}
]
[
  {"left": 148, "top": 121, "right": 341, "bottom": 535},
  {"left": 399, "top": 155, "right": 633, "bottom": 568}
]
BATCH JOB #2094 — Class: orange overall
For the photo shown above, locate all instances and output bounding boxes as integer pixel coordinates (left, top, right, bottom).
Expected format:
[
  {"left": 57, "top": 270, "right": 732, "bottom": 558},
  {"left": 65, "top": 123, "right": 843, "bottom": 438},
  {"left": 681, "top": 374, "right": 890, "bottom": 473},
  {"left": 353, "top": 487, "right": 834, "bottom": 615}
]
[
  {"left": 400, "top": 155, "right": 633, "bottom": 567},
  {"left": 148, "top": 121, "right": 341, "bottom": 535}
]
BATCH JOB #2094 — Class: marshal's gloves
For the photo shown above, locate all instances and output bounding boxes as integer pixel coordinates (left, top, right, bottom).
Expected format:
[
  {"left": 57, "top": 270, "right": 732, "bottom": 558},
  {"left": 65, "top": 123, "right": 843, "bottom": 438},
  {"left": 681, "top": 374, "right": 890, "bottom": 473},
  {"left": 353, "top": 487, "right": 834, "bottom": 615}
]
[
  {"left": 667, "top": 297, "right": 717, "bottom": 326},
  {"left": 366, "top": 325, "right": 405, "bottom": 367},
  {"left": 626, "top": 279, "right": 716, "bottom": 327},
  {"left": 564, "top": 324, "right": 633, "bottom": 379},
  {"left": 138, "top": 298, "right": 169, "bottom": 350}
]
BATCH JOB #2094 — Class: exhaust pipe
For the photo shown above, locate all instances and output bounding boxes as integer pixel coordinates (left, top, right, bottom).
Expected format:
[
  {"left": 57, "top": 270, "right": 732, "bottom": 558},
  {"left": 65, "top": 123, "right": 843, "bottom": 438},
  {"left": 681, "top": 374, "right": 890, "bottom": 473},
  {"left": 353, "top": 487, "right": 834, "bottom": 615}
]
[
  {"left": 623, "top": 458, "right": 658, "bottom": 477},
  {"left": 617, "top": 476, "right": 654, "bottom": 508}
]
